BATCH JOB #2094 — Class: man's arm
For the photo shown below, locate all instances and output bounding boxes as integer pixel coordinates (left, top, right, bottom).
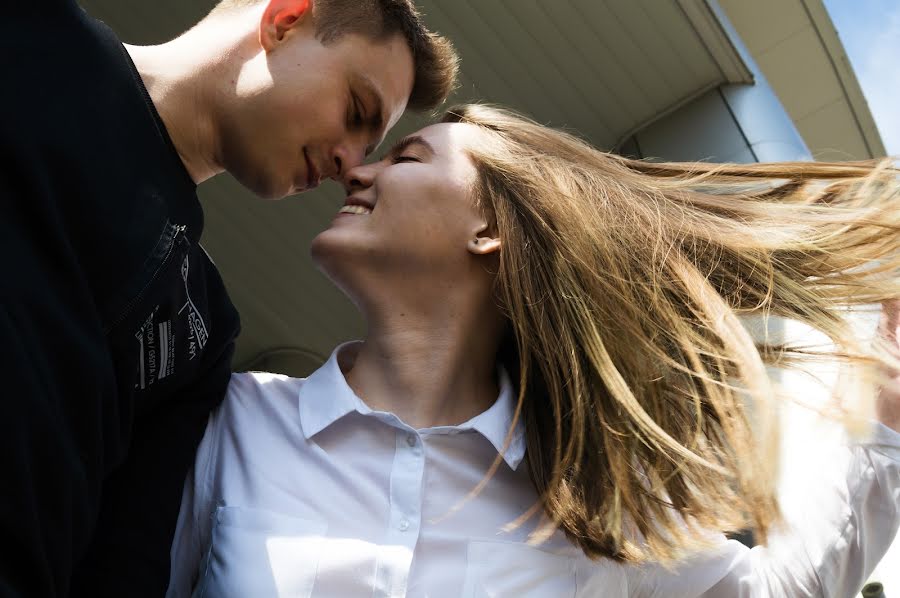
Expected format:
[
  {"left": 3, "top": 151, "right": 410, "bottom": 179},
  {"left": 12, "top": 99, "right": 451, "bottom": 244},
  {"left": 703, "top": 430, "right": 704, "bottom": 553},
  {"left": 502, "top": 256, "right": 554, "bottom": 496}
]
[
  {"left": 0, "top": 160, "right": 120, "bottom": 597},
  {"left": 69, "top": 343, "right": 234, "bottom": 598}
]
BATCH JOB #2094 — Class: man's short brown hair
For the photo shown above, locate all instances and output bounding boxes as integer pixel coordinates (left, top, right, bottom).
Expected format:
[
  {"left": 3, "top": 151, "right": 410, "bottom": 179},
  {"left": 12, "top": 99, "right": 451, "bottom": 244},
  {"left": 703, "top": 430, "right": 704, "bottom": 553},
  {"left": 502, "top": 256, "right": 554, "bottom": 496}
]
[{"left": 213, "top": 0, "right": 458, "bottom": 111}]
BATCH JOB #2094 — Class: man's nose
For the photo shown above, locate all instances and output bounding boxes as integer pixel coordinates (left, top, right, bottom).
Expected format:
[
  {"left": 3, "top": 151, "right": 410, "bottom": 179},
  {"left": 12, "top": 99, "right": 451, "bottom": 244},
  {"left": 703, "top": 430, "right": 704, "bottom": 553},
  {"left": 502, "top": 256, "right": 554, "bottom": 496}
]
[{"left": 331, "top": 138, "right": 369, "bottom": 180}]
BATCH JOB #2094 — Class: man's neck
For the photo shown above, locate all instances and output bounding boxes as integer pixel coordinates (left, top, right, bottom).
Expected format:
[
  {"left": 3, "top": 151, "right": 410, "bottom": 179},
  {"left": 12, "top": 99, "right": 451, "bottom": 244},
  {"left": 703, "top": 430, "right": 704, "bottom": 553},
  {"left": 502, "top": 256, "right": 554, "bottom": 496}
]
[{"left": 124, "top": 29, "right": 240, "bottom": 184}]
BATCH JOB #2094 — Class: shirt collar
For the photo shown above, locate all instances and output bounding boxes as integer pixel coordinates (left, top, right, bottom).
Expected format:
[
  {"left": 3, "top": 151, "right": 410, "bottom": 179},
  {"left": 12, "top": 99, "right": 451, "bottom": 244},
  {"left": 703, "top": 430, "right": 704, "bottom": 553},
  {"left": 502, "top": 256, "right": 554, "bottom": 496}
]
[
  {"left": 445, "top": 367, "right": 526, "bottom": 470},
  {"left": 297, "top": 342, "right": 365, "bottom": 439},
  {"left": 297, "top": 342, "right": 527, "bottom": 470}
]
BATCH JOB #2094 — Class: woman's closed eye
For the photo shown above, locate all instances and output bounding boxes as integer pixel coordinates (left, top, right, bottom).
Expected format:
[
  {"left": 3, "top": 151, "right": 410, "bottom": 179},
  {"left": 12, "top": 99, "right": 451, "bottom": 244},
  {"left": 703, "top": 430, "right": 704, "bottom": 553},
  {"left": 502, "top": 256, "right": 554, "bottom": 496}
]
[{"left": 392, "top": 155, "right": 421, "bottom": 164}]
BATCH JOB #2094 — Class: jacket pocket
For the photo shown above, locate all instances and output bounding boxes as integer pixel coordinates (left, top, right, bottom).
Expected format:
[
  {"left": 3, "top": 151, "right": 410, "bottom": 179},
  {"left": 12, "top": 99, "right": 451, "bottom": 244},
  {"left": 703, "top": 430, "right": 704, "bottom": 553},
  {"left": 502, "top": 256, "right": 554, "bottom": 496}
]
[
  {"left": 194, "top": 506, "right": 327, "bottom": 598},
  {"left": 104, "top": 220, "right": 188, "bottom": 334},
  {"left": 462, "top": 540, "right": 577, "bottom": 598}
]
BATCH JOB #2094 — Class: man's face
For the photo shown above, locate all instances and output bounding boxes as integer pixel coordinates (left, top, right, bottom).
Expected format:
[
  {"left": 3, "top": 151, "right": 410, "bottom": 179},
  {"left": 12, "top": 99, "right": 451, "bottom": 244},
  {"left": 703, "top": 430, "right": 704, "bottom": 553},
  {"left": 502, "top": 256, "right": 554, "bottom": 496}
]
[{"left": 219, "top": 20, "right": 415, "bottom": 199}]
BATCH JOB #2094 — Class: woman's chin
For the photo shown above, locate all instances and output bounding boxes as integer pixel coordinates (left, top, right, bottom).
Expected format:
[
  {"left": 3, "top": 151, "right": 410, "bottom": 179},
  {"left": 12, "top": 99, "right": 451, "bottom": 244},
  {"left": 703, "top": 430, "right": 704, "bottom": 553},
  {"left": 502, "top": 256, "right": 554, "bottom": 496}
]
[
  {"left": 310, "top": 231, "right": 366, "bottom": 278},
  {"left": 309, "top": 232, "right": 336, "bottom": 268}
]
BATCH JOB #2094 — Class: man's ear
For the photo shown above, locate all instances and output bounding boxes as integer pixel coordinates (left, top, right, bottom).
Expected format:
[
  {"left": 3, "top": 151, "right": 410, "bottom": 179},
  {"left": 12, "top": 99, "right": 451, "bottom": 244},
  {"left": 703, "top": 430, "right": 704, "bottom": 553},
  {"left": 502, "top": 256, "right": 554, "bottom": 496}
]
[
  {"left": 467, "top": 222, "right": 501, "bottom": 256},
  {"left": 259, "top": 0, "right": 313, "bottom": 52}
]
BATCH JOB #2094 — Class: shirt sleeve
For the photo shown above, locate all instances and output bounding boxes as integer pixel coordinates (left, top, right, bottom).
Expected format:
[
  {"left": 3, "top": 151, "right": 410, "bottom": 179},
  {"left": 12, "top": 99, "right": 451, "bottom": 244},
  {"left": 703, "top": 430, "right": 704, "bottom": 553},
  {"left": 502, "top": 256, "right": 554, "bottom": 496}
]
[
  {"left": 633, "top": 422, "right": 900, "bottom": 598},
  {"left": 166, "top": 403, "right": 223, "bottom": 598}
]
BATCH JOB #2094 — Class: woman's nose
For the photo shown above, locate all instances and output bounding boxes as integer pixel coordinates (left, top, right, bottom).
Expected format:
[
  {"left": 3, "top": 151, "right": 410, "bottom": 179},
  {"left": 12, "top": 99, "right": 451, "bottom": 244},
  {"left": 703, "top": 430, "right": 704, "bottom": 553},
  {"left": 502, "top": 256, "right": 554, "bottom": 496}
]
[{"left": 342, "top": 162, "right": 380, "bottom": 193}]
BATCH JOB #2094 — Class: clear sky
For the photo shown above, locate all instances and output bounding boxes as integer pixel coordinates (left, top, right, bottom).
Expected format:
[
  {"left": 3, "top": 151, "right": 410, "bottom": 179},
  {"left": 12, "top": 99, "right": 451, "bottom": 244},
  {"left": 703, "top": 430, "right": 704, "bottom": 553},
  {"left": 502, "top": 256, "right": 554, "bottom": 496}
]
[{"left": 823, "top": 0, "right": 900, "bottom": 156}]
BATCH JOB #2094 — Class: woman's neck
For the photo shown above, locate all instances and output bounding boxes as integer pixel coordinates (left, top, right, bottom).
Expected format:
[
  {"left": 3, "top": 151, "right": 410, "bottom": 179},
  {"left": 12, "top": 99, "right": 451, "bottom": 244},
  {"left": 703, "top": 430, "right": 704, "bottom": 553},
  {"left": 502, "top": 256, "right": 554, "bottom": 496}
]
[{"left": 344, "top": 301, "right": 504, "bottom": 429}]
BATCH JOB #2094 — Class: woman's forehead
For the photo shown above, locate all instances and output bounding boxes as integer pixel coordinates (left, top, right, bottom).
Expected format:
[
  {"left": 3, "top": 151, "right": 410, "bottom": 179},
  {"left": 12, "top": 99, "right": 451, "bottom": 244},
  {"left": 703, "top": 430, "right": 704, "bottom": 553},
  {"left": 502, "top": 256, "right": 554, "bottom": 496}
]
[{"left": 413, "top": 122, "right": 487, "bottom": 155}]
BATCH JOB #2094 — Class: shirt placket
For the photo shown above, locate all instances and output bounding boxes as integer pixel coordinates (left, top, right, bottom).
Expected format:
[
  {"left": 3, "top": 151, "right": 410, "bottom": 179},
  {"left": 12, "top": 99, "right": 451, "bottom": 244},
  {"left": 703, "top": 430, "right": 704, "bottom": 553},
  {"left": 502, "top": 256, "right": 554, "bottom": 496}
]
[{"left": 373, "top": 425, "right": 426, "bottom": 598}]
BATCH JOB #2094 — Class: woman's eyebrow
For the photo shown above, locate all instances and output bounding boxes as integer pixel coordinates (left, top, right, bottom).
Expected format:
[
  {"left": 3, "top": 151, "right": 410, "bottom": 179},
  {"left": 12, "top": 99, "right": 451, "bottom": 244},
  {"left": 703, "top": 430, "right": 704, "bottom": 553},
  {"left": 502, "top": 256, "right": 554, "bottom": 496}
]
[{"left": 381, "top": 135, "right": 436, "bottom": 161}]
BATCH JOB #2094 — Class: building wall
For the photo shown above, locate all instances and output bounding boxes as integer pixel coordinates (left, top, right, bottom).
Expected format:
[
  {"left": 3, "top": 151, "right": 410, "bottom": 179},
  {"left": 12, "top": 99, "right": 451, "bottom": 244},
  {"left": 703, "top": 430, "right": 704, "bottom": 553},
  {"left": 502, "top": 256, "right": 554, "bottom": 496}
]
[{"left": 619, "top": 80, "right": 809, "bottom": 164}]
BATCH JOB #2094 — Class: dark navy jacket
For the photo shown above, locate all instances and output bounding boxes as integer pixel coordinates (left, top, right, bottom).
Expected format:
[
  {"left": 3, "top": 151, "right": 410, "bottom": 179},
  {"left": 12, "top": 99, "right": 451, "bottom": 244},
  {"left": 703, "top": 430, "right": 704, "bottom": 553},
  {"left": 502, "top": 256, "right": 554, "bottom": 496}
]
[{"left": 0, "top": 2, "right": 240, "bottom": 596}]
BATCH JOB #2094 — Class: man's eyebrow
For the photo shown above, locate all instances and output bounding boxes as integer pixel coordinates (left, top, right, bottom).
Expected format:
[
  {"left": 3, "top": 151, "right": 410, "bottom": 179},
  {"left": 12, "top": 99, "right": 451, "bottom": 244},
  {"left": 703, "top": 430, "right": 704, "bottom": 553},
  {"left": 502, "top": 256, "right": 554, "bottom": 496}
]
[
  {"left": 357, "top": 75, "right": 385, "bottom": 140},
  {"left": 380, "top": 135, "right": 436, "bottom": 161}
]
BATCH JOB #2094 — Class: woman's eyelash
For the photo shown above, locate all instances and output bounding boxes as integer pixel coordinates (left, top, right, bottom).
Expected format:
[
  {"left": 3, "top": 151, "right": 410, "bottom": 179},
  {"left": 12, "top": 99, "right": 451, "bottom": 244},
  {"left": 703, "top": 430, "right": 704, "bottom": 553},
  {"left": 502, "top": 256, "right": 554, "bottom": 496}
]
[{"left": 392, "top": 155, "right": 420, "bottom": 164}]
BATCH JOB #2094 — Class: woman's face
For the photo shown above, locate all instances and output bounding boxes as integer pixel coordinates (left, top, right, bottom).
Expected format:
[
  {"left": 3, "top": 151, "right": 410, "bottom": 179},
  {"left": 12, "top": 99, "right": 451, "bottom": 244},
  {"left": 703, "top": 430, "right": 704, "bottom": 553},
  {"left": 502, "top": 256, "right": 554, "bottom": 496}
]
[{"left": 311, "top": 122, "right": 498, "bottom": 300}]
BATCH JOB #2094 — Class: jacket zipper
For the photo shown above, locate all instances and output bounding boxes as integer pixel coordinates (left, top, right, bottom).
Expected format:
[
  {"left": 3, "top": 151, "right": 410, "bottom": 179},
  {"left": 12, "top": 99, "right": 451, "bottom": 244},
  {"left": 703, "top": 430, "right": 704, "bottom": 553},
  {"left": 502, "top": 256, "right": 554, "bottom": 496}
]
[{"left": 104, "top": 224, "right": 187, "bottom": 334}]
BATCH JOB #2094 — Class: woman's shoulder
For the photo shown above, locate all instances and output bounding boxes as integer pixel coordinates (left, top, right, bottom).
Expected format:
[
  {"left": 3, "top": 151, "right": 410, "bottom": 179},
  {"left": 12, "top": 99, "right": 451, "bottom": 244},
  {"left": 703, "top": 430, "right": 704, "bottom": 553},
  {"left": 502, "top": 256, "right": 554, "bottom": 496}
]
[
  {"left": 215, "top": 371, "right": 309, "bottom": 437},
  {"left": 191, "top": 372, "right": 314, "bottom": 511},
  {"left": 229, "top": 370, "right": 304, "bottom": 392}
]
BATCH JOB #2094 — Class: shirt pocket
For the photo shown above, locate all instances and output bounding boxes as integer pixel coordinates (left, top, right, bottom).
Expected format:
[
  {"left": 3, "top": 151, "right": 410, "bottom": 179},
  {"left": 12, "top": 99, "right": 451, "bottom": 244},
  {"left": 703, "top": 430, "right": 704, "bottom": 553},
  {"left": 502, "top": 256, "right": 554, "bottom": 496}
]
[
  {"left": 462, "top": 540, "right": 577, "bottom": 598},
  {"left": 194, "top": 506, "right": 327, "bottom": 598}
]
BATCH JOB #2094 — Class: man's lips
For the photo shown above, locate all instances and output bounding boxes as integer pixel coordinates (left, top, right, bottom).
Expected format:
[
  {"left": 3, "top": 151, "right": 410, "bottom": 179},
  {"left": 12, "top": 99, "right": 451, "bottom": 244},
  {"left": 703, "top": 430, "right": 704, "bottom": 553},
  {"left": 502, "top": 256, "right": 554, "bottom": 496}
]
[{"left": 304, "top": 149, "right": 320, "bottom": 190}]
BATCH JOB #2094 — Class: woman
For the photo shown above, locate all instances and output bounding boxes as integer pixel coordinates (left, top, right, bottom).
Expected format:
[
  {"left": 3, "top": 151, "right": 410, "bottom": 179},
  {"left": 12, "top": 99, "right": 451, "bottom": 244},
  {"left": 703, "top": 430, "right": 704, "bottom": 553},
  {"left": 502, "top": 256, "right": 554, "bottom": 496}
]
[{"left": 168, "top": 105, "right": 900, "bottom": 597}]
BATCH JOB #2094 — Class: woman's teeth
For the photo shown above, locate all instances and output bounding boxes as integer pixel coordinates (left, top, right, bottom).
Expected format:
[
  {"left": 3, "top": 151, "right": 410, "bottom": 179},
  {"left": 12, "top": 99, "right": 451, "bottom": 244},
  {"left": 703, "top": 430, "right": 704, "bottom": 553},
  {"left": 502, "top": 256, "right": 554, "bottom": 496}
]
[{"left": 339, "top": 205, "right": 372, "bottom": 215}]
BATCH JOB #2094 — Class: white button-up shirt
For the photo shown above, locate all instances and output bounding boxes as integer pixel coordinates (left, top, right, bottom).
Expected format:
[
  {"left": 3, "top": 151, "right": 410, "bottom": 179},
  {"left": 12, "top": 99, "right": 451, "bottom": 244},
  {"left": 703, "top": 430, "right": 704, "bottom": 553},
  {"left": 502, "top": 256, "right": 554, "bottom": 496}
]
[{"left": 169, "top": 342, "right": 900, "bottom": 597}]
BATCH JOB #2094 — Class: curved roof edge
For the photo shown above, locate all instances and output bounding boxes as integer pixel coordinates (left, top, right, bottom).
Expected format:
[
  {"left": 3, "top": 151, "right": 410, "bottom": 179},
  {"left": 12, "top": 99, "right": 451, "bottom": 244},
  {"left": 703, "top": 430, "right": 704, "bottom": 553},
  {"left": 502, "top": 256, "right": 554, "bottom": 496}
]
[
  {"left": 676, "top": 0, "right": 754, "bottom": 85},
  {"left": 798, "top": 0, "right": 885, "bottom": 158},
  {"left": 715, "top": 0, "right": 885, "bottom": 160}
]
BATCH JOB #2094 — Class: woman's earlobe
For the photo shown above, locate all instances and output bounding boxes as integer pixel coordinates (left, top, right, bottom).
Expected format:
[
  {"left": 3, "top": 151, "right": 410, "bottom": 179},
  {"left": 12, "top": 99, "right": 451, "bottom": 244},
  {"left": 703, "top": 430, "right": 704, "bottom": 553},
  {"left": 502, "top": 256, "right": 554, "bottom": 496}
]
[{"left": 468, "top": 236, "right": 501, "bottom": 255}]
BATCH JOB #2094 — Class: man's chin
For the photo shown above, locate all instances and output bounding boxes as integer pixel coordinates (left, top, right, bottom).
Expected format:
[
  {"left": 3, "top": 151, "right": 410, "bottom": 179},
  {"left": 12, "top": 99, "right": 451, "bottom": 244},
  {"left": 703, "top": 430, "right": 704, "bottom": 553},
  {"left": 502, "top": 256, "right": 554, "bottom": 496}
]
[
  {"left": 259, "top": 182, "right": 294, "bottom": 201},
  {"left": 232, "top": 169, "right": 293, "bottom": 200}
]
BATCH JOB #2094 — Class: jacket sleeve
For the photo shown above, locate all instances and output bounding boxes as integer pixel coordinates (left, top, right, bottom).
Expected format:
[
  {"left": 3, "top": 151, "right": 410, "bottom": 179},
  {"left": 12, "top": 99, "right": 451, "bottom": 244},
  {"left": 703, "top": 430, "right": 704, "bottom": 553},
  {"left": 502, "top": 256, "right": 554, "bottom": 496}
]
[
  {"left": 68, "top": 342, "right": 235, "bottom": 598},
  {"left": 0, "top": 157, "right": 119, "bottom": 598}
]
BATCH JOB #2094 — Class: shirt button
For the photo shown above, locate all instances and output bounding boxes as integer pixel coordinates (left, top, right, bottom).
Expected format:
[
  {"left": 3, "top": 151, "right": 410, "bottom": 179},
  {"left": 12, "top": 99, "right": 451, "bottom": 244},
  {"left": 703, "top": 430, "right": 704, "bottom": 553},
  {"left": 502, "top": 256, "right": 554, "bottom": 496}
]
[
  {"left": 406, "top": 434, "right": 417, "bottom": 447},
  {"left": 399, "top": 519, "right": 410, "bottom": 531}
]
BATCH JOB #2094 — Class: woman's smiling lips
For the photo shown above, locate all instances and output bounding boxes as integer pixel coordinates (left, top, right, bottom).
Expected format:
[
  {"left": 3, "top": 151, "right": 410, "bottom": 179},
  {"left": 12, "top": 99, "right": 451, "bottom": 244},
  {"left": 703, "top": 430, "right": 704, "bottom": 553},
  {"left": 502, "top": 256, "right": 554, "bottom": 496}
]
[{"left": 337, "top": 195, "right": 375, "bottom": 216}]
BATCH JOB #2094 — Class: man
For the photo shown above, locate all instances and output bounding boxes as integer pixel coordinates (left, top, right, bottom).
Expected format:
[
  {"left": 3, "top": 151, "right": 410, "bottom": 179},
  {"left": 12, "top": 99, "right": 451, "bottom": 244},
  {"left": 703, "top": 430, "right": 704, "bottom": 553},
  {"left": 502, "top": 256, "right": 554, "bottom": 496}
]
[{"left": 0, "top": 0, "right": 457, "bottom": 595}]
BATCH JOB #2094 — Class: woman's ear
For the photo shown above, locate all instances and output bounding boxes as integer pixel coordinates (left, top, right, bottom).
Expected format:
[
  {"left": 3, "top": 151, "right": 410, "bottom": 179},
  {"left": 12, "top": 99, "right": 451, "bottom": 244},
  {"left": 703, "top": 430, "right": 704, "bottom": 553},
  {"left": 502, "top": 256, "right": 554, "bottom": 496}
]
[
  {"left": 259, "top": 0, "right": 313, "bottom": 52},
  {"left": 467, "top": 223, "right": 501, "bottom": 256}
]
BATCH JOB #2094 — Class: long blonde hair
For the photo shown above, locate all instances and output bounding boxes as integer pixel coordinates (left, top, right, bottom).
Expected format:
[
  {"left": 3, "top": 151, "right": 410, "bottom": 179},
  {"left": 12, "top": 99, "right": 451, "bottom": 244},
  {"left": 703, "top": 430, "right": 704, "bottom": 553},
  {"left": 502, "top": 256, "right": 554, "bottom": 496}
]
[{"left": 442, "top": 104, "right": 900, "bottom": 564}]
